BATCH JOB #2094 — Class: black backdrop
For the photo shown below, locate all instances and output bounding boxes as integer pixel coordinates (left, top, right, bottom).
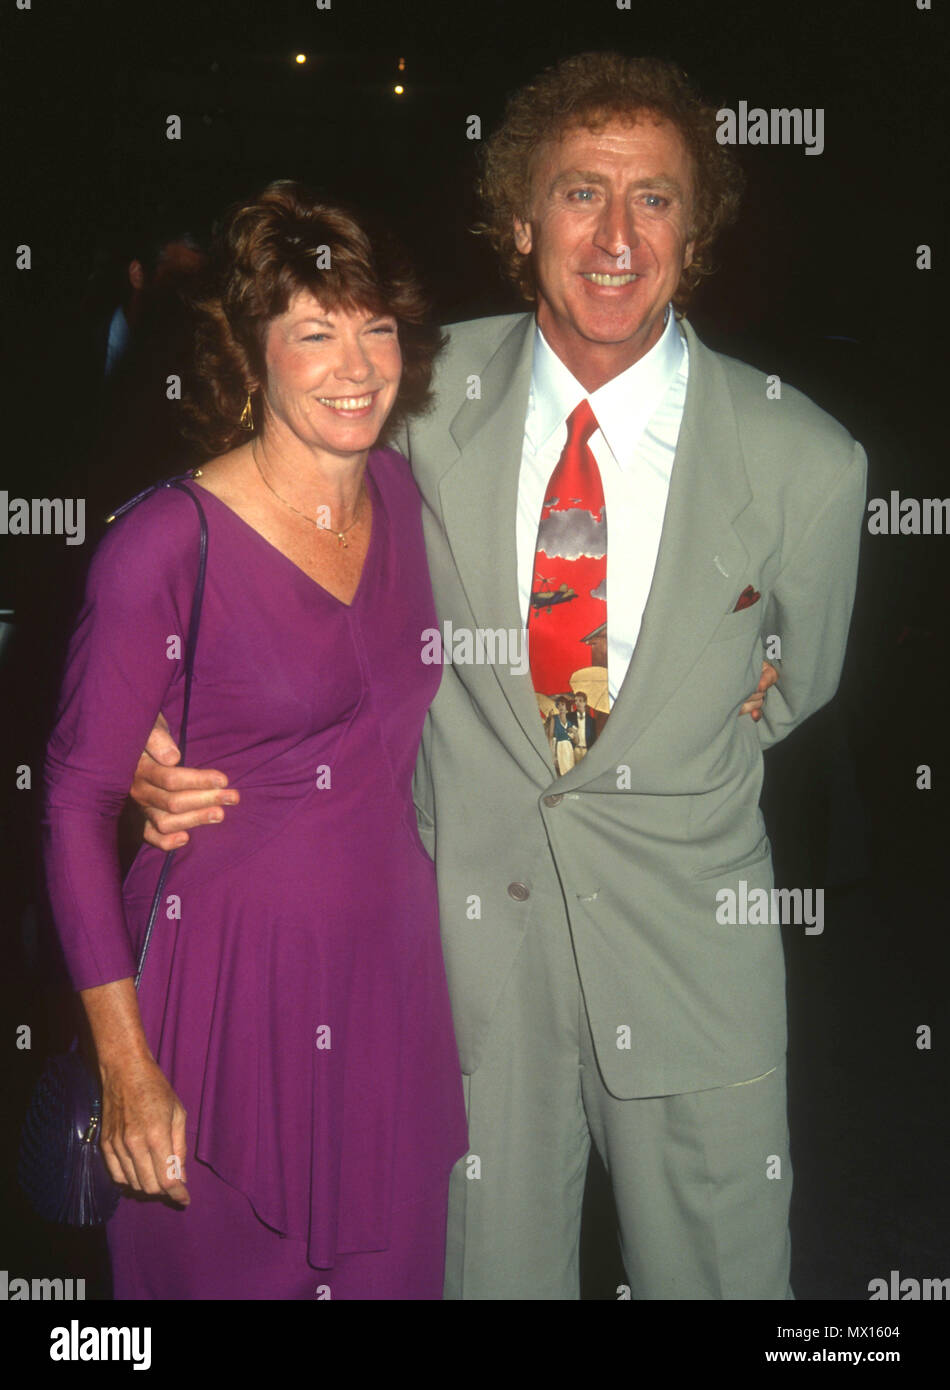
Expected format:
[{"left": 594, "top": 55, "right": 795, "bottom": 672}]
[{"left": 2, "top": 0, "right": 948, "bottom": 1340}]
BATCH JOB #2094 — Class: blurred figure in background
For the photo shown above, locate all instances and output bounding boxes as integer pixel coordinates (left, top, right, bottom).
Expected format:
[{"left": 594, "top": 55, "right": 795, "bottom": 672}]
[
  {"left": 101, "top": 231, "right": 206, "bottom": 380},
  {"left": 83, "top": 225, "right": 208, "bottom": 535}
]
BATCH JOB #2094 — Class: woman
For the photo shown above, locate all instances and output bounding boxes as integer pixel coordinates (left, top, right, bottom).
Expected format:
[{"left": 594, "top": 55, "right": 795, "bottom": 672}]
[{"left": 42, "top": 181, "right": 468, "bottom": 1299}]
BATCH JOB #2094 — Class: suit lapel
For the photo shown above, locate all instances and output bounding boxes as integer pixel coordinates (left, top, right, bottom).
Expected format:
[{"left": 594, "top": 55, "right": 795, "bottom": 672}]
[
  {"left": 555, "top": 319, "right": 753, "bottom": 790},
  {"left": 437, "top": 315, "right": 554, "bottom": 774},
  {"left": 432, "top": 315, "right": 754, "bottom": 790}
]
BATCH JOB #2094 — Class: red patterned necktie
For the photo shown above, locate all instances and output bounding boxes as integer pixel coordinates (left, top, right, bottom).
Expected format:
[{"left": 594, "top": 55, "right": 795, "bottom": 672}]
[{"left": 528, "top": 399, "right": 609, "bottom": 773}]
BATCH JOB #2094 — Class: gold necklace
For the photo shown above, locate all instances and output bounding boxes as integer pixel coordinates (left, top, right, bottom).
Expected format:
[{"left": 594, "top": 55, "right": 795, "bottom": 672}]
[{"left": 252, "top": 445, "right": 364, "bottom": 548}]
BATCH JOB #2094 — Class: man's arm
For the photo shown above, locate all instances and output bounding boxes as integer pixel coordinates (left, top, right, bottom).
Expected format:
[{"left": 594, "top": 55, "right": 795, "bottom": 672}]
[
  {"left": 755, "top": 440, "right": 867, "bottom": 749},
  {"left": 134, "top": 654, "right": 781, "bottom": 850}
]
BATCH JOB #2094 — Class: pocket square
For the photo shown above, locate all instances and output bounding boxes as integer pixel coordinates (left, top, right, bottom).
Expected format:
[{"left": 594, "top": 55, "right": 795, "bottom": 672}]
[{"left": 733, "top": 585, "right": 760, "bottom": 612}]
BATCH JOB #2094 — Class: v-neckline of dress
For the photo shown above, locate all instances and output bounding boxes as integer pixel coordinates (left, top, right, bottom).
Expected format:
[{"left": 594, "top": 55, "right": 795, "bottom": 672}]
[{"left": 188, "top": 462, "right": 382, "bottom": 610}]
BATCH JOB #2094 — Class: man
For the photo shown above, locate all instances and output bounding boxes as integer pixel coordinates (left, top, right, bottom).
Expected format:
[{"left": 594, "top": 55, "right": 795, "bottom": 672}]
[
  {"left": 100, "top": 230, "right": 206, "bottom": 380},
  {"left": 131, "top": 53, "right": 865, "bottom": 1298},
  {"left": 567, "top": 692, "right": 597, "bottom": 763},
  {"left": 85, "top": 229, "right": 208, "bottom": 532}
]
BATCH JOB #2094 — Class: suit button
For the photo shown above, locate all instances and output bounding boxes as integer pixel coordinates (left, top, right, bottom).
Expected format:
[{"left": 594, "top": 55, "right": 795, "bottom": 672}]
[
  {"left": 507, "top": 882, "right": 530, "bottom": 901},
  {"left": 543, "top": 794, "right": 563, "bottom": 807}
]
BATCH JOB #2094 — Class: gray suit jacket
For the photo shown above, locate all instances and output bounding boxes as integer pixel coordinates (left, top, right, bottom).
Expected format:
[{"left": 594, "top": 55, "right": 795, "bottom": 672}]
[{"left": 402, "top": 312, "right": 866, "bottom": 1098}]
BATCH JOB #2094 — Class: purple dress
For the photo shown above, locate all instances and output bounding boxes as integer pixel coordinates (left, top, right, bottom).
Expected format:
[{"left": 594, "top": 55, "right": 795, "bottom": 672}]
[{"left": 43, "top": 449, "right": 468, "bottom": 1298}]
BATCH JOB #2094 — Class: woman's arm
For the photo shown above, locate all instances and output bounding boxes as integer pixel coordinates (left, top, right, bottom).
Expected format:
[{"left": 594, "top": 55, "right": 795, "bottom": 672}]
[{"left": 43, "top": 487, "right": 202, "bottom": 1200}]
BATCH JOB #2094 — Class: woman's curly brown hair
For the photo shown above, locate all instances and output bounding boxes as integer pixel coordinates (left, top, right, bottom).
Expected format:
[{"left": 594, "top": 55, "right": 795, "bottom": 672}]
[
  {"left": 477, "top": 52, "right": 745, "bottom": 311},
  {"left": 182, "top": 180, "right": 443, "bottom": 457}
]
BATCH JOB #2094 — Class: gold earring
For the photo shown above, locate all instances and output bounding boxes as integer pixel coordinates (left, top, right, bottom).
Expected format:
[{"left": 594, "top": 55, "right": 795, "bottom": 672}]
[{"left": 239, "top": 393, "right": 254, "bottom": 431}]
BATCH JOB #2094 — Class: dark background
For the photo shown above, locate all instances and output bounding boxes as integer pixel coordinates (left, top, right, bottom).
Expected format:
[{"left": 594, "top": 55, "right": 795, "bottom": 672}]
[{"left": 2, "top": 0, "right": 947, "bottom": 1312}]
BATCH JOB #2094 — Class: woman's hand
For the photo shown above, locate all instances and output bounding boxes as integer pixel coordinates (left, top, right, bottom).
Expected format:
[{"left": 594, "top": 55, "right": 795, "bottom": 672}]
[
  {"left": 738, "top": 660, "right": 779, "bottom": 722},
  {"left": 99, "top": 1053, "right": 190, "bottom": 1204},
  {"left": 80, "top": 977, "right": 189, "bottom": 1203}
]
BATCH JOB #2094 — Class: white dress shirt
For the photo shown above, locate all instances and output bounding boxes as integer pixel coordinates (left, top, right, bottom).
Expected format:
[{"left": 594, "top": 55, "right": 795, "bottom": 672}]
[{"left": 517, "top": 306, "right": 689, "bottom": 705}]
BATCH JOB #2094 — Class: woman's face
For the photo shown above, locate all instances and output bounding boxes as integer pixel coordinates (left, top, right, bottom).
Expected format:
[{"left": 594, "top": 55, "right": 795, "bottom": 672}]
[{"left": 259, "top": 289, "right": 402, "bottom": 462}]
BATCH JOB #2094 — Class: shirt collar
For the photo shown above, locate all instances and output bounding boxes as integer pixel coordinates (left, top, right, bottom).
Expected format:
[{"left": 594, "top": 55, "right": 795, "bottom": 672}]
[{"left": 528, "top": 306, "right": 685, "bottom": 469}]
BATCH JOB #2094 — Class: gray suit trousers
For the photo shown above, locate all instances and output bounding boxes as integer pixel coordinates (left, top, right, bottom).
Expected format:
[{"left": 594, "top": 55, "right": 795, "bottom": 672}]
[{"left": 443, "top": 883, "right": 794, "bottom": 1300}]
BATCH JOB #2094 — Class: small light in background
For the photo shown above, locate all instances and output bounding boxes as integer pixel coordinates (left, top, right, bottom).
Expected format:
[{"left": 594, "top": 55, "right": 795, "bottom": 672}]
[
  {"left": 394, "top": 84, "right": 405, "bottom": 95},
  {"left": 397, "top": 57, "right": 406, "bottom": 71},
  {"left": 295, "top": 54, "right": 307, "bottom": 65}
]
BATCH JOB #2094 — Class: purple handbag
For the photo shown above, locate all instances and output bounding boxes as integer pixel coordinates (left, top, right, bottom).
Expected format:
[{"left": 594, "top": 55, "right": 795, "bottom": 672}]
[
  {"left": 18, "top": 477, "right": 208, "bottom": 1226},
  {"left": 18, "top": 1050, "right": 120, "bottom": 1225}
]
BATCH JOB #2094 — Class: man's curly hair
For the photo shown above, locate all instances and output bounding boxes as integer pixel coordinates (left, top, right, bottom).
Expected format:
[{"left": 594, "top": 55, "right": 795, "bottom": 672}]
[
  {"left": 477, "top": 52, "right": 744, "bottom": 311},
  {"left": 182, "top": 180, "right": 443, "bottom": 457}
]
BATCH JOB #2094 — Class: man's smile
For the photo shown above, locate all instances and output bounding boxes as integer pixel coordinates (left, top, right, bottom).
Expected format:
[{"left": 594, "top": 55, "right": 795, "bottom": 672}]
[{"left": 581, "top": 272, "right": 640, "bottom": 286}]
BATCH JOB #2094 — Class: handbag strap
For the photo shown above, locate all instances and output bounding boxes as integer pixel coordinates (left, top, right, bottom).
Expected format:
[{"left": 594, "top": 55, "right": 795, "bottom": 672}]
[{"left": 111, "top": 477, "right": 210, "bottom": 990}]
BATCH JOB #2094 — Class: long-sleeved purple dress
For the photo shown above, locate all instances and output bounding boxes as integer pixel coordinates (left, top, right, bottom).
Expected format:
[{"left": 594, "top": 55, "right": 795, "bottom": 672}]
[{"left": 43, "top": 450, "right": 468, "bottom": 1299}]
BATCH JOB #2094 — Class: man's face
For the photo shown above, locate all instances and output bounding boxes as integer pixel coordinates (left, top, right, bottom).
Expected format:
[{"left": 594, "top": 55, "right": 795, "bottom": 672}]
[
  {"left": 512, "top": 116, "right": 695, "bottom": 391},
  {"left": 575, "top": 696, "right": 587, "bottom": 713}
]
